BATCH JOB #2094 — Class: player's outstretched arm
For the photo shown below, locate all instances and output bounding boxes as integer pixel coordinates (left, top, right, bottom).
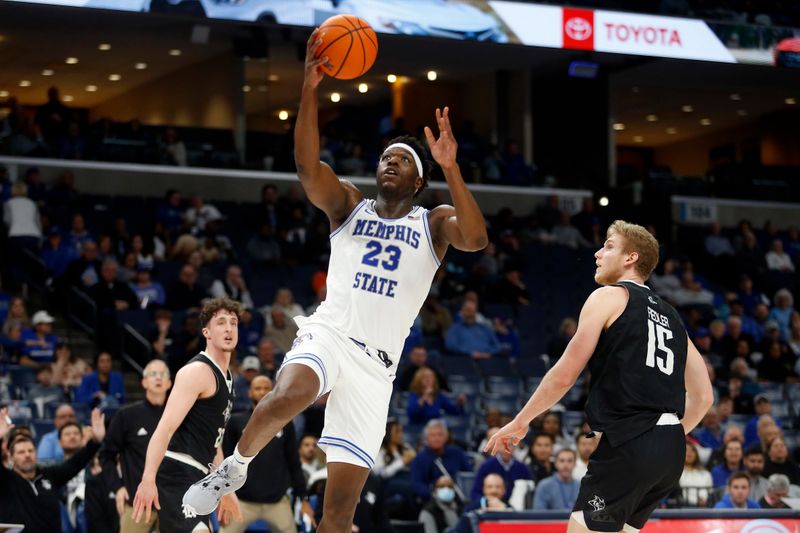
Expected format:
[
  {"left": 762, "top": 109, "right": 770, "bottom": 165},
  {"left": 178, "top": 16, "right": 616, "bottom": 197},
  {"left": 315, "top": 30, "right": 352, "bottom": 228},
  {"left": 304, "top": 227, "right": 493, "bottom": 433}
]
[
  {"left": 425, "top": 107, "right": 488, "bottom": 254},
  {"left": 294, "top": 28, "right": 356, "bottom": 223},
  {"left": 485, "top": 286, "right": 625, "bottom": 454},
  {"left": 681, "top": 339, "right": 714, "bottom": 434},
  {"left": 132, "top": 363, "right": 213, "bottom": 523}
]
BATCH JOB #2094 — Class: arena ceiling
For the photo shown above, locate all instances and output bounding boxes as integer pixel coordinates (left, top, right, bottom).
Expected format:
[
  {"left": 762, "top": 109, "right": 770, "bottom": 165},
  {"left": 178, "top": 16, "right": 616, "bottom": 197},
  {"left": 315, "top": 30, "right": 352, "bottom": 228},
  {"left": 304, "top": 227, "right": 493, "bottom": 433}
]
[{"left": 0, "top": 1, "right": 798, "bottom": 148}]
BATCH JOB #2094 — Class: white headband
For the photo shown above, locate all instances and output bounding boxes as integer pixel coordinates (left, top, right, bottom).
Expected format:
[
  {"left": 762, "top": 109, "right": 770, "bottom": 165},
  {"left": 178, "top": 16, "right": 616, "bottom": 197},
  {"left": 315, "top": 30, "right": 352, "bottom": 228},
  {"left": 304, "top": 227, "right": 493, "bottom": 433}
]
[{"left": 384, "top": 143, "right": 423, "bottom": 178}]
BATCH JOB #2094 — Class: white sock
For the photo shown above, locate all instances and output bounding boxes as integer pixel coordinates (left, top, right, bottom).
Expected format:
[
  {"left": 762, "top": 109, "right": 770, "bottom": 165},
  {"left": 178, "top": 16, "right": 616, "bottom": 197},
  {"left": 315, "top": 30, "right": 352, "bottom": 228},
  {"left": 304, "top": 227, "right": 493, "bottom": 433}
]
[{"left": 232, "top": 445, "right": 255, "bottom": 468}]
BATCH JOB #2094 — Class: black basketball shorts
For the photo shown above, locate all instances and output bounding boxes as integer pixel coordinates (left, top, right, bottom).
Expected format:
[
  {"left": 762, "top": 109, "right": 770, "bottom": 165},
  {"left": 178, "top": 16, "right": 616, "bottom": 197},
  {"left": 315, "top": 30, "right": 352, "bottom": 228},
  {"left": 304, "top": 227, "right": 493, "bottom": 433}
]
[
  {"left": 157, "top": 455, "right": 212, "bottom": 533},
  {"left": 572, "top": 423, "right": 685, "bottom": 532}
]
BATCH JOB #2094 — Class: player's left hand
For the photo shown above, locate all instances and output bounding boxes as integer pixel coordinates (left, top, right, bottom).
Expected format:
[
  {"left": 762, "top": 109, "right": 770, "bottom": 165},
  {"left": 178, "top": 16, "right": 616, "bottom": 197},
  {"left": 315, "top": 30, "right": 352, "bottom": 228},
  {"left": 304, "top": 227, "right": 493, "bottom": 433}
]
[
  {"left": 217, "top": 493, "right": 243, "bottom": 526},
  {"left": 484, "top": 418, "right": 528, "bottom": 455},
  {"left": 90, "top": 408, "right": 106, "bottom": 443},
  {"left": 424, "top": 107, "right": 458, "bottom": 171}
]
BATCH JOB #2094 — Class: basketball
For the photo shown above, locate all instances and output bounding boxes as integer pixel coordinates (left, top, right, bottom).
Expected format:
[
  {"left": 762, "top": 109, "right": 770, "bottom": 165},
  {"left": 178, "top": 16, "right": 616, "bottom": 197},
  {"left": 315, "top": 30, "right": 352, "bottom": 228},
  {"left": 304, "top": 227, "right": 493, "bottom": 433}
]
[{"left": 315, "top": 14, "right": 378, "bottom": 80}]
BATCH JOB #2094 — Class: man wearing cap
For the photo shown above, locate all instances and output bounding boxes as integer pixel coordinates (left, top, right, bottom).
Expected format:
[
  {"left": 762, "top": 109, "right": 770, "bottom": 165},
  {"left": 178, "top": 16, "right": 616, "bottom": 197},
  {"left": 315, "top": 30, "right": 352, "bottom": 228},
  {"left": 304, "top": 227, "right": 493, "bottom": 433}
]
[
  {"left": 130, "top": 264, "right": 166, "bottom": 309},
  {"left": 234, "top": 356, "right": 261, "bottom": 411},
  {"left": 745, "top": 395, "right": 783, "bottom": 448},
  {"left": 20, "top": 310, "right": 59, "bottom": 367}
]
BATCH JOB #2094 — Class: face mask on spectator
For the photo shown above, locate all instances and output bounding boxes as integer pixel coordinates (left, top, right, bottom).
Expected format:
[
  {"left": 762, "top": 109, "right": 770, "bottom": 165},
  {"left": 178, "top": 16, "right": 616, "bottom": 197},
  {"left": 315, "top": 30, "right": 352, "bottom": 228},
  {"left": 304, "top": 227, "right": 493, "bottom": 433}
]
[{"left": 436, "top": 487, "right": 456, "bottom": 503}]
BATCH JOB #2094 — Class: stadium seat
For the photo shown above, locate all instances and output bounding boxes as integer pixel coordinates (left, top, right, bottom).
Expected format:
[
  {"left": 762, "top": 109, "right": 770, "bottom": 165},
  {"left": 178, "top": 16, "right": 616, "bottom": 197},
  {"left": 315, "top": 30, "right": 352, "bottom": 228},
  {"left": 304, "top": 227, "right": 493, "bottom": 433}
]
[
  {"left": 456, "top": 471, "right": 477, "bottom": 500},
  {"left": 32, "top": 419, "right": 55, "bottom": 441},
  {"left": 485, "top": 376, "right": 522, "bottom": 396},
  {"left": 438, "top": 357, "right": 478, "bottom": 377},
  {"left": 515, "top": 356, "right": 547, "bottom": 378},
  {"left": 477, "top": 358, "right": 515, "bottom": 378}
]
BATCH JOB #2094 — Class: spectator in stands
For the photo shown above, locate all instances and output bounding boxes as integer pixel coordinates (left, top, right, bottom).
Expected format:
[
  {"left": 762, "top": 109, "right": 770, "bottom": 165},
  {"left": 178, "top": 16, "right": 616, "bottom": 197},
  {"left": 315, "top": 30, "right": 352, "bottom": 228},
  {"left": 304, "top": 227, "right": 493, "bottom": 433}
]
[
  {"left": 65, "top": 213, "right": 93, "bottom": 256},
  {"left": 0, "top": 321, "right": 25, "bottom": 363},
  {"left": 407, "top": 367, "right": 464, "bottom": 425},
  {"left": 705, "top": 221, "right": 734, "bottom": 258},
  {"left": 418, "top": 475, "right": 462, "bottom": 533},
  {"left": 249, "top": 184, "right": 286, "bottom": 231},
  {"left": 6, "top": 119, "right": 48, "bottom": 157},
  {"left": 694, "top": 406, "right": 724, "bottom": 450},
  {"left": 470, "top": 435, "right": 530, "bottom": 502},
  {"left": 734, "top": 231, "right": 766, "bottom": 281},
  {"left": 572, "top": 433, "right": 598, "bottom": 481},
  {"left": 270, "top": 287, "right": 305, "bottom": 320},
  {"left": 233, "top": 356, "right": 261, "bottom": 411},
  {"left": 708, "top": 425, "right": 744, "bottom": 468},
  {"left": 727, "top": 376, "right": 755, "bottom": 415},
  {"left": 265, "top": 308, "right": 298, "bottom": 355},
  {"left": 736, "top": 275, "right": 769, "bottom": 315},
  {"left": 156, "top": 189, "right": 185, "bottom": 233},
  {"left": 398, "top": 345, "right": 448, "bottom": 392},
  {"left": 35, "top": 86, "right": 69, "bottom": 146},
  {"left": 4, "top": 181, "right": 42, "bottom": 285},
  {"left": 761, "top": 338, "right": 797, "bottom": 383},
  {"left": 763, "top": 437, "right": 800, "bottom": 484},
  {"left": 650, "top": 258, "right": 682, "bottom": 302},
  {"left": 540, "top": 412, "right": 571, "bottom": 453},
  {"left": 298, "top": 434, "right": 325, "bottom": 483},
  {"left": 51, "top": 341, "right": 89, "bottom": 389},
  {"left": 547, "top": 318, "right": 576, "bottom": 363},
  {"left": 714, "top": 472, "right": 760, "bottom": 509},
  {"left": 60, "top": 121, "right": 86, "bottom": 160},
  {"left": 58, "top": 420, "right": 90, "bottom": 530},
  {"left": 210, "top": 264, "right": 254, "bottom": 308},
  {"left": 375, "top": 418, "right": 416, "bottom": 480},
  {"left": 118, "top": 251, "right": 139, "bottom": 284},
  {"left": 159, "top": 127, "right": 187, "bottom": 166},
  {"left": 146, "top": 309, "right": 172, "bottom": 360},
  {"left": 744, "top": 445, "right": 769, "bottom": 502},
  {"left": 129, "top": 264, "right": 165, "bottom": 309},
  {"left": 222, "top": 375, "right": 309, "bottom": 533},
  {"left": 20, "top": 310, "right": 58, "bottom": 367},
  {"left": 2, "top": 295, "right": 29, "bottom": 334},
  {"left": 76, "top": 351, "right": 125, "bottom": 407},
  {"left": 252, "top": 338, "right": 278, "bottom": 380},
  {"left": 420, "top": 295, "right": 453, "bottom": 341},
  {"left": 41, "top": 225, "right": 77, "bottom": 278},
  {"left": 766, "top": 239, "right": 794, "bottom": 273},
  {"left": 27, "top": 365, "right": 66, "bottom": 414},
  {"left": 525, "top": 433, "right": 555, "bottom": 483},
  {"left": 679, "top": 439, "right": 713, "bottom": 507},
  {"left": 551, "top": 211, "right": 591, "bottom": 250},
  {"left": 339, "top": 143, "right": 368, "bottom": 176},
  {"left": 184, "top": 194, "right": 222, "bottom": 235},
  {"left": 711, "top": 440, "right": 744, "bottom": 487},
  {"left": 63, "top": 240, "right": 102, "bottom": 290},
  {"left": 37, "top": 403, "right": 77, "bottom": 463},
  {"left": 445, "top": 299, "right": 501, "bottom": 359},
  {"left": 533, "top": 448, "right": 580, "bottom": 510},
  {"left": 410, "top": 419, "right": 472, "bottom": 500},
  {"left": 759, "top": 474, "right": 792, "bottom": 509},
  {"left": 672, "top": 271, "right": 715, "bottom": 307},
  {"left": 0, "top": 407, "right": 106, "bottom": 533},
  {"left": 89, "top": 258, "right": 138, "bottom": 323},
  {"left": 720, "top": 316, "right": 755, "bottom": 363},
  {"left": 246, "top": 224, "right": 282, "bottom": 266},
  {"left": 769, "top": 289, "right": 795, "bottom": 340},
  {"left": 168, "top": 312, "right": 202, "bottom": 374},
  {"left": 493, "top": 269, "right": 530, "bottom": 307},
  {"left": 167, "top": 264, "right": 206, "bottom": 311}
]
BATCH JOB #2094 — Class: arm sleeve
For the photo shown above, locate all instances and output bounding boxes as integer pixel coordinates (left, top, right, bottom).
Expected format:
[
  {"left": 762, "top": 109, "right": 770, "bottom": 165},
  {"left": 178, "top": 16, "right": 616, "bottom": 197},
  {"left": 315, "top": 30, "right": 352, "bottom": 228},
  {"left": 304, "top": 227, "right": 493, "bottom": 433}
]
[
  {"left": 283, "top": 422, "right": 307, "bottom": 497},
  {"left": 43, "top": 439, "right": 101, "bottom": 487},
  {"left": 532, "top": 480, "right": 549, "bottom": 509},
  {"left": 460, "top": 450, "right": 472, "bottom": 472},
  {"left": 445, "top": 326, "right": 466, "bottom": 355},
  {"left": 75, "top": 374, "right": 94, "bottom": 404},
  {"left": 99, "top": 411, "right": 125, "bottom": 493},
  {"left": 440, "top": 394, "right": 463, "bottom": 416},
  {"left": 111, "top": 373, "right": 126, "bottom": 403},
  {"left": 485, "top": 328, "right": 502, "bottom": 356},
  {"left": 410, "top": 456, "right": 432, "bottom": 499},
  {"left": 407, "top": 393, "right": 426, "bottom": 423}
]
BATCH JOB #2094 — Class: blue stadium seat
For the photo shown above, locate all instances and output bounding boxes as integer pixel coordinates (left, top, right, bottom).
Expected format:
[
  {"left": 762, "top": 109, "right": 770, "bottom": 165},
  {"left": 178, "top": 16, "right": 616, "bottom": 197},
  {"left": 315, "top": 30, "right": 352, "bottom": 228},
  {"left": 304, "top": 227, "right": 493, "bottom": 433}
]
[
  {"left": 485, "top": 376, "right": 522, "bottom": 396},
  {"left": 516, "top": 356, "right": 546, "bottom": 378},
  {"left": 439, "top": 357, "right": 478, "bottom": 377},
  {"left": 476, "top": 358, "right": 515, "bottom": 378},
  {"left": 32, "top": 419, "right": 55, "bottom": 441},
  {"left": 9, "top": 365, "right": 37, "bottom": 392},
  {"left": 404, "top": 424, "right": 425, "bottom": 448},
  {"left": 456, "top": 471, "right": 477, "bottom": 500},
  {"left": 448, "top": 378, "right": 481, "bottom": 397}
]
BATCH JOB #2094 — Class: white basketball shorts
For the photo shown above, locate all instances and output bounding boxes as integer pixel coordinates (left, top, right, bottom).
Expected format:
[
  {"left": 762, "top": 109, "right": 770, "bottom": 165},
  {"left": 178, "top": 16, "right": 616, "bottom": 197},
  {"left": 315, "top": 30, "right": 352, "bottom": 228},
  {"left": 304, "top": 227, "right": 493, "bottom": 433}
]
[{"left": 278, "top": 320, "right": 395, "bottom": 469}]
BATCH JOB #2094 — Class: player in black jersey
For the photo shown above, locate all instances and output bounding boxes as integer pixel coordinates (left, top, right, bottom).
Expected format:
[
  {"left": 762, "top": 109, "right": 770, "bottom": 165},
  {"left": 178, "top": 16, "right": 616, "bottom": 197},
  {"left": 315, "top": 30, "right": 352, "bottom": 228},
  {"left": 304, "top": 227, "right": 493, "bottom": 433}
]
[
  {"left": 487, "top": 221, "right": 714, "bottom": 533},
  {"left": 132, "top": 297, "right": 244, "bottom": 532}
]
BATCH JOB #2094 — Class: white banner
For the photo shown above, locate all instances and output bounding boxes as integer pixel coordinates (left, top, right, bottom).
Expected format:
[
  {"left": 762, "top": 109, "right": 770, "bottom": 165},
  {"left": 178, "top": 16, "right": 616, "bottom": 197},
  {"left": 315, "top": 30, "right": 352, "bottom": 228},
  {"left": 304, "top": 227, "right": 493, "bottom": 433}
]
[{"left": 489, "top": 1, "right": 736, "bottom": 63}]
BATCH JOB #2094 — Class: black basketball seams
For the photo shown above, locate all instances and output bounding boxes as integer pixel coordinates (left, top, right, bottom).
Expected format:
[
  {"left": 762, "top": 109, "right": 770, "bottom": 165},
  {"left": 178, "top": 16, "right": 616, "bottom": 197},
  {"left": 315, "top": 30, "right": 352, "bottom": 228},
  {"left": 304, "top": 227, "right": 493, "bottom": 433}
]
[
  {"left": 355, "top": 18, "right": 378, "bottom": 50},
  {"left": 354, "top": 25, "right": 367, "bottom": 76},
  {"left": 333, "top": 32, "right": 355, "bottom": 78},
  {"left": 316, "top": 24, "right": 355, "bottom": 60},
  {"left": 317, "top": 16, "right": 376, "bottom": 78}
]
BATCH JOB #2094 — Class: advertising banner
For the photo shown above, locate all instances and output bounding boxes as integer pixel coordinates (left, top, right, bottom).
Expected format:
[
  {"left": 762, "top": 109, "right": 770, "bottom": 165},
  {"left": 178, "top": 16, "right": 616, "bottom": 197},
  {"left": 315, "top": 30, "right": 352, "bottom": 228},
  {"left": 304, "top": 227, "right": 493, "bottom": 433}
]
[
  {"left": 3, "top": 0, "right": 798, "bottom": 66},
  {"left": 480, "top": 517, "right": 800, "bottom": 533}
]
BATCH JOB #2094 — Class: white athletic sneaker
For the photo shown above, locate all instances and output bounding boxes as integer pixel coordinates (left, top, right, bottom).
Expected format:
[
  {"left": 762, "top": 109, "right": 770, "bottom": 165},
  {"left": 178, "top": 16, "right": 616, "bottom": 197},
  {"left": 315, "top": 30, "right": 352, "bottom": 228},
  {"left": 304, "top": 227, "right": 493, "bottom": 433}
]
[{"left": 181, "top": 456, "right": 248, "bottom": 516}]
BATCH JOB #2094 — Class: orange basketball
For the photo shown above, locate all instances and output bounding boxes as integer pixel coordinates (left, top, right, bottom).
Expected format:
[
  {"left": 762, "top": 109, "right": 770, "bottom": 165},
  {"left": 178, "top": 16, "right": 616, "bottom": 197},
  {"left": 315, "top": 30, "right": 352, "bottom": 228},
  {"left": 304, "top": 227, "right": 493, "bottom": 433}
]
[{"left": 315, "top": 14, "right": 378, "bottom": 80}]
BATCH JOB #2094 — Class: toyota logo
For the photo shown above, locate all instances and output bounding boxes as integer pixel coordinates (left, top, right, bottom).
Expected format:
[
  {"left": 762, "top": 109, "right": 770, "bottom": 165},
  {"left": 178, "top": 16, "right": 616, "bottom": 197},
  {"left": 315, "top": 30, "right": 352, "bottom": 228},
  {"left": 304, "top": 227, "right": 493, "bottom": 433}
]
[{"left": 565, "top": 17, "right": 592, "bottom": 41}]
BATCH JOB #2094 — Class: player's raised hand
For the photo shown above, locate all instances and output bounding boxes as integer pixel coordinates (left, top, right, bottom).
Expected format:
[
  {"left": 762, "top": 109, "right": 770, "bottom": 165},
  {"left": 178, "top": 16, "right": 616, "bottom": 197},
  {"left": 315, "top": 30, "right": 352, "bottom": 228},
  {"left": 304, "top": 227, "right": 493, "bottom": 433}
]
[
  {"left": 424, "top": 107, "right": 458, "bottom": 172},
  {"left": 218, "top": 492, "right": 243, "bottom": 526},
  {"left": 90, "top": 408, "right": 106, "bottom": 443},
  {"left": 132, "top": 477, "right": 160, "bottom": 524},
  {"left": 304, "top": 28, "right": 329, "bottom": 89},
  {"left": 484, "top": 418, "right": 528, "bottom": 455},
  {"left": 0, "top": 407, "right": 14, "bottom": 441}
]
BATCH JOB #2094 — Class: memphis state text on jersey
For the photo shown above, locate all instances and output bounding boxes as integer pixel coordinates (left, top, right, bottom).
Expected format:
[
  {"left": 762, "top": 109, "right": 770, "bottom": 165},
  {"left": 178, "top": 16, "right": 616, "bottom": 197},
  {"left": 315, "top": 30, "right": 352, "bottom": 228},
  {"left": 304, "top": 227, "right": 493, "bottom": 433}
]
[{"left": 350, "top": 218, "right": 422, "bottom": 298}]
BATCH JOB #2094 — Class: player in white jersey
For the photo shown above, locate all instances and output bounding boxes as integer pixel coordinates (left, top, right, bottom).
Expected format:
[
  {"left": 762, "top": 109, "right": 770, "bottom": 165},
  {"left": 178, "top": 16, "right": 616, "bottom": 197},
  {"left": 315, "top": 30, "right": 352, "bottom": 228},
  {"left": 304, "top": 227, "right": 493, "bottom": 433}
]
[{"left": 183, "top": 28, "right": 488, "bottom": 532}]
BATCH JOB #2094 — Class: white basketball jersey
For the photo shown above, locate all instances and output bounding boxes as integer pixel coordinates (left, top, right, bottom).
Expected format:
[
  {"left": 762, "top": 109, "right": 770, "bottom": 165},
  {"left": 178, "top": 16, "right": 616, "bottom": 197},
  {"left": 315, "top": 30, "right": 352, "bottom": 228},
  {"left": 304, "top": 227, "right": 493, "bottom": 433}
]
[{"left": 296, "top": 199, "right": 440, "bottom": 366}]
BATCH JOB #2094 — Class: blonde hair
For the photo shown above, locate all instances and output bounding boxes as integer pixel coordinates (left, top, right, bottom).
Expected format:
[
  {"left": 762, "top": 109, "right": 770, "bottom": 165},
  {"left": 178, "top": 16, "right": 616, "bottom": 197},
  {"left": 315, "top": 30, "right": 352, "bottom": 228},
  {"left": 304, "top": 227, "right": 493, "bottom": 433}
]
[
  {"left": 607, "top": 220, "right": 659, "bottom": 280},
  {"left": 409, "top": 367, "right": 439, "bottom": 396}
]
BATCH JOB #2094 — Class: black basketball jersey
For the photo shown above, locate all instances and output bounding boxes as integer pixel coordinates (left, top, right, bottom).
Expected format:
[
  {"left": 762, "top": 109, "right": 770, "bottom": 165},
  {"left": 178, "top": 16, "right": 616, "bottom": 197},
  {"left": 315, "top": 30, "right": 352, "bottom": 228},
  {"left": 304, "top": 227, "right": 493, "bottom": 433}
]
[
  {"left": 584, "top": 281, "right": 687, "bottom": 447},
  {"left": 167, "top": 353, "right": 234, "bottom": 465}
]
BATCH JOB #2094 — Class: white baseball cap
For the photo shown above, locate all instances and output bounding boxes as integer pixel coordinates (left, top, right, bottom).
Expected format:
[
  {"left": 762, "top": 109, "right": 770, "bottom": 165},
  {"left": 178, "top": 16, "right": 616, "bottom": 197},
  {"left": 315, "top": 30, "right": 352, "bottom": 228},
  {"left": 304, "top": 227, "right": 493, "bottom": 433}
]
[
  {"left": 32, "top": 310, "right": 55, "bottom": 326},
  {"left": 241, "top": 356, "right": 261, "bottom": 372}
]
